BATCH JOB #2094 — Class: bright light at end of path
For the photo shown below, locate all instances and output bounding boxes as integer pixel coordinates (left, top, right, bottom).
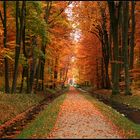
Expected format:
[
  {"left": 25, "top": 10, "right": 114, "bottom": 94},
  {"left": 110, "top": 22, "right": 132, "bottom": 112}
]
[{"left": 71, "top": 57, "right": 75, "bottom": 62}]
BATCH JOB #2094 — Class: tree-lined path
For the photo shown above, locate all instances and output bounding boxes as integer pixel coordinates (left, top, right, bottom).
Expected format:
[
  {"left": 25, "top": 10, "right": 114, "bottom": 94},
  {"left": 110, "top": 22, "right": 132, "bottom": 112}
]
[
  {"left": 47, "top": 87, "right": 123, "bottom": 139},
  {"left": 0, "top": 1, "right": 140, "bottom": 139}
]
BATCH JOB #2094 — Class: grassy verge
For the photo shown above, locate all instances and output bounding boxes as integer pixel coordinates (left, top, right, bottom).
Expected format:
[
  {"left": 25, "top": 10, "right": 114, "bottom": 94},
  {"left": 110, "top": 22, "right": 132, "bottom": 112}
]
[
  {"left": 97, "top": 91, "right": 140, "bottom": 109},
  {"left": 81, "top": 92, "right": 140, "bottom": 138},
  {"left": 0, "top": 93, "right": 44, "bottom": 125},
  {"left": 111, "top": 94, "right": 140, "bottom": 109},
  {"left": 16, "top": 94, "right": 66, "bottom": 139},
  {"left": 80, "top": 87, "right": 140, "bottom": 110}
]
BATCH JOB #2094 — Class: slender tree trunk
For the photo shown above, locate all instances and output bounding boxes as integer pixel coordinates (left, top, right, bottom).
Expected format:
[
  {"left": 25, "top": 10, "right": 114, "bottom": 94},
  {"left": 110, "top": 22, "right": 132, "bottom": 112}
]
[
  {"left": 118, "top": 6, "right": 123, "bottom": 73},
  {"left": 62, "top": 64, "right": 69, "bottom": 88},
  {"left": 38, "top": 1, "right": 52, "bottom": 90},
  {"left": 35, "top": 60, "right": 39, "bottom": 91},
  {"left": 112, "top": 25, "right": 120, "bottom": 94},
  {"left": 40, "top": 44, "right": 46, "bottom": 91},
  {"left": 26, "top": 67, "right": 30, "bottom": 93},
  {"left": 99, "top": 5, "right": 111, "bottom": 89},
  {"left": 129, "top": 1, "right": 135, "bottom": 69},
  {"left": 122, "top": 1, "right": 132, "bottom": 95},
  {"left": 109, "top": 26, "right": 114, "bottom": 86},
  {"left": 11, "top": 1, "right": 25, "bottom": 93},
  {"left": 54, "top": 58, "right": 58, "bottom": 89},
  {"left": 19, "top": 1, "right": 27, "bottom": 94},
  {"left": 96, "top": 59, "right": 99, "bottom": 89},
  {"left": 11, "top": 1, "right": 20, "bottom": 93},
  {"left": 29, "top": 36, "right": 37, "bottom": 93},
  {"left": 19, "top": 67, "right": 25, "bottom": 93},
  {"left": 3, "top": 2, "right": 10, "bottom": 93},
  {"left": 104, "top": 62, "right": 110, "bottom": 88},
  {"left": 101, "top": 57, "right": 105, "bottom": 88}
]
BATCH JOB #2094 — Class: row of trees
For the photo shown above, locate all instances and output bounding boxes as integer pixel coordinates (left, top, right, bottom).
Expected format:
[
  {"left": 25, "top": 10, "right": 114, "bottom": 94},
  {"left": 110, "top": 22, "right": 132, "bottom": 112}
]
[
  {"left": 0, "top": 1, "right": 140, "bottom": 95},
  {"left": 0, "top": 1, "right": 73, "bottom": 94},
  {"left": 72, "top": 1, "right": 140, "bottom": 95}
]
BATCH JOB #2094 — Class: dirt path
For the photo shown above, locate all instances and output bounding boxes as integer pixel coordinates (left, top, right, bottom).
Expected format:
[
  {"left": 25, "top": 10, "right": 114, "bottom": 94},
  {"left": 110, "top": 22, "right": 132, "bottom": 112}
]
[{"left": 47, "top": 87, "right": 123, "bottom": 139}]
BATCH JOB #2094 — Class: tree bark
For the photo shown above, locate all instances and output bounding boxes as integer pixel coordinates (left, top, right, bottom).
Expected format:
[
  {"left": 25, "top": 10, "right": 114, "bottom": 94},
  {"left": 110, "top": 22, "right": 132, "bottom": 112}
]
[
  {"left": 101, "top": 57, "right": 105, "bottom": 88},
  {"left": 99, "top": 4, "right": 111, "bottom": 89},
  {"left": 108, "top": 1, "right": 122, "bottom": 94},
  {"left": 3, "top": 2, "right": 10, "bottom": 93},
  {"left": 129, "top": 1, "right": 135, "bottom": 69},
  {"left": 11, "top": 1, "right": 26, "bottom": 93},
  {"left": 122, "top": 1, "right": 132, "bottom": 95},
  {"left": 96, "top": 59, "right": 100, "bottom": 89},
  {"left": 19, "top": 67, "right": 25, "bottom": 93},
  {"left": 29, "top": 36, "right": 37, "bottom": 93}
]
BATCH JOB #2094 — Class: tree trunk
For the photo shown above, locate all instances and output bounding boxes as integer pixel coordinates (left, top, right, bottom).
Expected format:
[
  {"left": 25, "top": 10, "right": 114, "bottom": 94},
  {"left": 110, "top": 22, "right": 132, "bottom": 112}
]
[
  {"left": 20, "top": 1, "right": 27, "bottom": 94},
  {"left": 109, "top": 25, "right": 114, "bottom": 86},
  {"left": 53, "top": 58, "right": 58, "bottom": 89},
  {"left": 104, "top": 61, "right": 110, "bottom": 88},
  {"left": 11, "top": 1, "right": 25, "bottom": 93},
  {"left": 35, "top": 60, "right": 39, "bottom": 91},
  {"left": 129, "top": 1, "right": 135, "bottom": 69},
  {"left": 3, "top": 2, "right": 10, "bottom": 93},
  {"left": 40, "top": 44, "right": 46, "bottom": 91},
  {"left": 62, "top": 64, "right": 69, "bottom": 88},
  {"left": 122, "top": 1, "right": 132, "bottom": 95},
  {"left": 26, "top": 67, "right": 30, "bottom": 93},
  {"left": 38, "top": 2, "right": 52, "bottom": 91},
  {"left": 29, "top": 36, "right": 37, "bottom": 93},
  {"left": 96, "top": 59, "right": 99, "bottom": 89},
  {"left": 19, "top": 67, "right": 25, "bottom": 93},
  {"left": 101, "top": 57, "right": 105, "bottom": 88},
  {"left": 108, "top": 1, "right": 122, "bottom": 94},
  {"left": 99, "top": 5, "right": 111, "bottom": 89},
  {"left": 112, "top": 25, "right": 120, "bottom": 94}
]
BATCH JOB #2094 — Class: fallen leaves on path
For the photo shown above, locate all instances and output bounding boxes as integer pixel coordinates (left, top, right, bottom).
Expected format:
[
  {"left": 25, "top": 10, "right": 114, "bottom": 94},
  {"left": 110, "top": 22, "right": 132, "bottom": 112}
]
[{"left": 47, "top": 87, "right": 123, "bottom": 139}]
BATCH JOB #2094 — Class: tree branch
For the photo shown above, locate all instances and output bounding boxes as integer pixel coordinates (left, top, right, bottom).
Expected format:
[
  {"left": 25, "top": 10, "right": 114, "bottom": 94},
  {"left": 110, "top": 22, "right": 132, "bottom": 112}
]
[
  {"left": 45, "top": 1, "right": 52, "bottom": 23},
  {"left": 0, "top": 10, "right": 4, "bottom": 26},
  {"left": 48, "top": 1, "right": 72, "bottom": 24},
  {"left": 89, "top": 30, "right": 101, "bottom": 41}
]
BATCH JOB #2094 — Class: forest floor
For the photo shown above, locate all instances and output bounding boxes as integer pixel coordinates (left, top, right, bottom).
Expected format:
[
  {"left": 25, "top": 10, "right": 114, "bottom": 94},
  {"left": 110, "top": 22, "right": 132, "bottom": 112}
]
[
  {"left": 47, "top": 87, "right": 123, "bottom": 139},
  {"left": 0, "top": 93, "right": 44, "bottom": 125},
  {"left": 1, "top": 86, "right": 140, "bottom": 138}
]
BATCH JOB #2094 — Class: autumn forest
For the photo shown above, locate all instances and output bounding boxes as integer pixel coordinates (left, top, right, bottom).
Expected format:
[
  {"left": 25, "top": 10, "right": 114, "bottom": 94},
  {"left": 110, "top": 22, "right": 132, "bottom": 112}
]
[{"left": 0, "top": 1, "right": 140, "bottom": 139}]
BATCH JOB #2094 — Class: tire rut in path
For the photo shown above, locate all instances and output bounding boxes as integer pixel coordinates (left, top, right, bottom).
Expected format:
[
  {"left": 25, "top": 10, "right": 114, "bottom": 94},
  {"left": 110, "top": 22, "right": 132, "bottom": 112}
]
[{"left": 47, "top": 87, "right": 124, "bottom": 139}]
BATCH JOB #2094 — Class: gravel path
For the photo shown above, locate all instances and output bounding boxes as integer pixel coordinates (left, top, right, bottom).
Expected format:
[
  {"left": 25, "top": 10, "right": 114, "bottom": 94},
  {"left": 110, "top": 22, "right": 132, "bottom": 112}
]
[{"left": 47, "top": 87, "right": 123, "bottom": 139}]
